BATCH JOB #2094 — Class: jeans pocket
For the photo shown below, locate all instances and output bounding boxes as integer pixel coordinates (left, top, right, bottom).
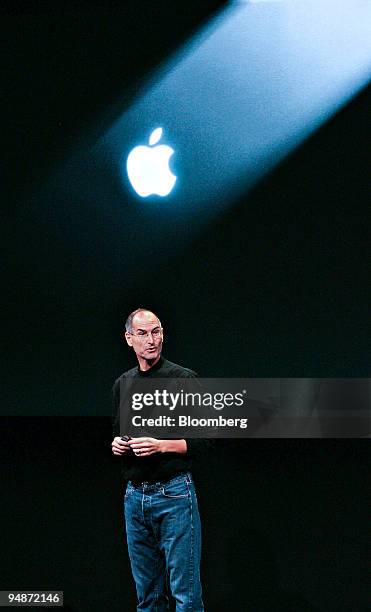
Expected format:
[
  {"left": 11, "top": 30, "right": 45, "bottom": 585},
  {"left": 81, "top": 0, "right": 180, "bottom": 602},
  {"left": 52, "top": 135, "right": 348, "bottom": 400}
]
[
  {"left": 124, "top": 485, "right": 135, "bottom": 500},
  {"left": 161, "top": 479, "right": 190, "bottom": 499}
]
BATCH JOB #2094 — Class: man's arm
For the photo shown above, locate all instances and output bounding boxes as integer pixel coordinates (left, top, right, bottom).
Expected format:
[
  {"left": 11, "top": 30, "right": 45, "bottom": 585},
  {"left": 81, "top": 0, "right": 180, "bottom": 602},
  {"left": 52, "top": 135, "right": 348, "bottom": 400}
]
[
  {"left": 127, "top": 437, "right": 187, "bottom": 457},
  {"left": 180, "top": 373, "right": 215, "bottom": 458},
  {"left": 111, "top": 378, "right": 131, "bottom": 456},
  {"left": 128, "top": 437, "right": 214, "bottom": 458},
  {"left": 111, "top": 379, "right": 121, "bottom": 438},
  {"left": 159, "top": 440, "right": 187, "bottom": 453}
]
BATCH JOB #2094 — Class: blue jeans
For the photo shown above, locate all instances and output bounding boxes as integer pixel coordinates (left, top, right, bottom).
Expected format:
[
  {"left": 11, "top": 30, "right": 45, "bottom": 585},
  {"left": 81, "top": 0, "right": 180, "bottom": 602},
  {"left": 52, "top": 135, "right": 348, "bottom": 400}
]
[{"left": 124, "top": 472, "right": 204, "bottom": 611}]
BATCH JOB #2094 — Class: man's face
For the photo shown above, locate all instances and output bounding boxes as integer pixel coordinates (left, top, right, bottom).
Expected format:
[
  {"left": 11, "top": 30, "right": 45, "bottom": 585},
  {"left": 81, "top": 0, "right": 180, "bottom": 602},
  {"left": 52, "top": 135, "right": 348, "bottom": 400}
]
[{"left": 125, "top": 310, "right": 163, "bottom": 362}]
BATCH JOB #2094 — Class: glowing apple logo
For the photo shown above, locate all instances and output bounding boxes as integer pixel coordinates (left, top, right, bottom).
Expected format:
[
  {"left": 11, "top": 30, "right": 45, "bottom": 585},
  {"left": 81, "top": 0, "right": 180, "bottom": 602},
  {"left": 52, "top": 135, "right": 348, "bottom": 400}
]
[{"left": 126, "top": 127, "right": 177, "bottom": 197}]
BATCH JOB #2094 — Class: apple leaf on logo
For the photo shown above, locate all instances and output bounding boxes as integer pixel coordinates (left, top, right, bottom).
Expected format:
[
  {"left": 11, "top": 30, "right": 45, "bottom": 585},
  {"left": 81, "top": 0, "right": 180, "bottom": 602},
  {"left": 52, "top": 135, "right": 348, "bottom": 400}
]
[{"left": 149, "top": 127, "right": 163, "bottom": 146}]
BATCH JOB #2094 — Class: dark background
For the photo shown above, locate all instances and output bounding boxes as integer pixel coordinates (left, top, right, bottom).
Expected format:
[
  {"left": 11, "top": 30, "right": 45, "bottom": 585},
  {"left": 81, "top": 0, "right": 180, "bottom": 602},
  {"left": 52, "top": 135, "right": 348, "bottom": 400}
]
[
  {"left": 2, "top": 1, "right": 369, "bottom": 610},
  {"left": 1, "top": 421, "right": 369, "bottom": 612}
]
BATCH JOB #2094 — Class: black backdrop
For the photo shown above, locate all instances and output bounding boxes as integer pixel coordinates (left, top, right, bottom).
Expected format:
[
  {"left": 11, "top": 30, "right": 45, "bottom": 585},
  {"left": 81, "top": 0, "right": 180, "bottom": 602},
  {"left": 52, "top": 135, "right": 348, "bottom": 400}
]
[
  {"left": 2, "top": 2, "right": 369, "bottom": 610},
  {"left": 1, "top": 420, "right": 369, "bottom": 611}
]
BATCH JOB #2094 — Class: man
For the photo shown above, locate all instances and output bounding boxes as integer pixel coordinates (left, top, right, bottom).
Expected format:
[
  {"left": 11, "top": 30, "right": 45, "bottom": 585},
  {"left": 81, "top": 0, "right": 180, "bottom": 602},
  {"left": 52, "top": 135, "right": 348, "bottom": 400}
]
[{"left": 112, "top": 308, "right": 205, "bottom": 612}]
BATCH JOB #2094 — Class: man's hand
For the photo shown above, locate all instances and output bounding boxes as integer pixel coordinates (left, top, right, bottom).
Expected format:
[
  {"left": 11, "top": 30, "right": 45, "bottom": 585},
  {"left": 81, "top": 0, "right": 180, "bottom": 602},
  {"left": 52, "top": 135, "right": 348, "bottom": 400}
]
[
  {"left": 111, "top": 436, "right": 131, "bottom": 456},
  {"left": 129, "top": 437, "right": 187, "bottom": 457},
  {"left": 128, "top": 437, "right": 163, "bottom": 457}
]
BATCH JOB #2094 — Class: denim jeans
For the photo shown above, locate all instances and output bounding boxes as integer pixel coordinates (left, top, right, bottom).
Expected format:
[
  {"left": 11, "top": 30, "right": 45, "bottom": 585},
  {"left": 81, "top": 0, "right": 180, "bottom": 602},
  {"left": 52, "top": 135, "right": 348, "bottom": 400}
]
[{"left": 124, "top": 472, "right": 204, "bottom": 611}]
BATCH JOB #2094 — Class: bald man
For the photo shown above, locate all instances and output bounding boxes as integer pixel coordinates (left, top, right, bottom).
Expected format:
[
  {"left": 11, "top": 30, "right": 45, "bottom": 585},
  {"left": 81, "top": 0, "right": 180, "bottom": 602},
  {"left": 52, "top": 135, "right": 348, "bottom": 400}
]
[{"left": 112, "top": 308, "right": 205, "bottom": 612}]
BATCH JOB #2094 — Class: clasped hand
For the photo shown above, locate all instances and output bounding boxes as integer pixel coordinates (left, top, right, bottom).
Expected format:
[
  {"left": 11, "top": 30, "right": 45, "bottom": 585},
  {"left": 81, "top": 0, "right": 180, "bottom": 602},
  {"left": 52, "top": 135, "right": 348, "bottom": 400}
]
[{"left": 111, "top": 436, "right": 162, "bottom": 457}]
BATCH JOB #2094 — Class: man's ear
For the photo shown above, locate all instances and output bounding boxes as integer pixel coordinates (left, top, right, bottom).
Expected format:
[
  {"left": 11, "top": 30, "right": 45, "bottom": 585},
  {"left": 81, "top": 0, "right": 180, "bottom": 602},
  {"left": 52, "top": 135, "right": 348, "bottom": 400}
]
[{"left": 124, "top": 331, "right": 133, "bottom": 347}]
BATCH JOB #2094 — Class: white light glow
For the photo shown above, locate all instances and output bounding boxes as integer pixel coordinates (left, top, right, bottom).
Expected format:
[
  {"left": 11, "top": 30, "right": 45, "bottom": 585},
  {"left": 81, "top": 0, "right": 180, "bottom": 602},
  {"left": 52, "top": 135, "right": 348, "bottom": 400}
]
[
  {"left": 126, "top": 128, "right": 177, "bottom": 197},
  {"left": 101, "top": 0, "right": 370, "bottom": 215}
]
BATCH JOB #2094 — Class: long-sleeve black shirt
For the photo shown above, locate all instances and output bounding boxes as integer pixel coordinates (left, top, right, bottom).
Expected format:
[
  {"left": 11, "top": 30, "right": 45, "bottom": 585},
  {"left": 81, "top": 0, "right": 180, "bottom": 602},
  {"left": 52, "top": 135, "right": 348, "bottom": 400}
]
[{"left": 112, "top": 356, "right": 211, "bottom": 483}]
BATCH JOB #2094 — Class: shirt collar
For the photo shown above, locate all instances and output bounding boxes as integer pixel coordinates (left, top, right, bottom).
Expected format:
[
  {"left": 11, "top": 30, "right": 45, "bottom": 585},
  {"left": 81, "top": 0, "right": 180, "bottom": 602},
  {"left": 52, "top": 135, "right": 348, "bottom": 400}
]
[{"left": 137, "top": 355, "right": 164, "bottom": 376}]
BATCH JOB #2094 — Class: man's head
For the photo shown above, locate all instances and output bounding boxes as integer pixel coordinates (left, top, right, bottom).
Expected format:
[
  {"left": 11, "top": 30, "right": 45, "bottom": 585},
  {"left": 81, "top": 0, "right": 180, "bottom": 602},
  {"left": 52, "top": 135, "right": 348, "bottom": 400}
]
[{"left": 124, "top": 308, "right": 163, "bottom": 365}]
